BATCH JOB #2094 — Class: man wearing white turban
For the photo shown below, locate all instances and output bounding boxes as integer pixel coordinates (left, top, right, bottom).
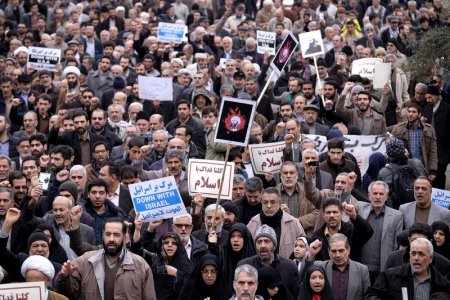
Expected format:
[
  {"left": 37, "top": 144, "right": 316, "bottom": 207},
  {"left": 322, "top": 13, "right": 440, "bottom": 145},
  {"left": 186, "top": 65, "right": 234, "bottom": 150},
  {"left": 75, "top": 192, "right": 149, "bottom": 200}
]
[{"left": 21, "top": 255, "right": 68, "bottom": 300}]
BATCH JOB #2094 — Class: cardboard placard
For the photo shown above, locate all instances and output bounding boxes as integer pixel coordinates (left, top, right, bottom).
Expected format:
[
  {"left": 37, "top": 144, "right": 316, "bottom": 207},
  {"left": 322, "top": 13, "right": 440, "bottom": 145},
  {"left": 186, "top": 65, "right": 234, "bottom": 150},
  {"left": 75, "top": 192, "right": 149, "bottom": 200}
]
[
  {"left": 27, "top": 47, "right": 61, "bottom": 72},
  {"left": 214, "top": 97, "right": 256, "bottom": 147},
  {"left": 248, "top": 142, "right": 285, "bottom": 175},
  {"left": 157, "top": 22, "right": 186, "bottom": 44},
  {"left": 299, "top": 30, "right": 325, "bottom": 58},
  {"left": 270, "top": 32, "right": 298, "bottom": 75},
  {"left": 129, "top": 176, "right": 187, "bottom": 221},
  {"left": 138, "top": 76, "right": 173, "bottom": 101},
  {"left": 351, "top": 58, "right": 383, "bottom": 80},
  {"left": 0, "top": 281, "right": 46, "bottom": 300},
  {"left": 257, "top": 30, "right": 276, "bottom": 55},
  {"left": 188, "top": 159, "right": 235, "bottom": 199}
]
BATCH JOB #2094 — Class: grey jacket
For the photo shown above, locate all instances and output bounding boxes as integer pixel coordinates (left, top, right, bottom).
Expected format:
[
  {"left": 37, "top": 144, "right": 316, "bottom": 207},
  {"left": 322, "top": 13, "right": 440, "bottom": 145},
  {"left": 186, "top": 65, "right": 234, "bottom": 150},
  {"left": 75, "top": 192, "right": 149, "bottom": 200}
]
[
  {"left": 357, "top": 202, "right": 403, "bottom": 272},
  {"left": 314, "top": 259, "right": 370, "bottom": 300},
  {"left": 399, "top": 201, "right": 450, "bottom": 229}
]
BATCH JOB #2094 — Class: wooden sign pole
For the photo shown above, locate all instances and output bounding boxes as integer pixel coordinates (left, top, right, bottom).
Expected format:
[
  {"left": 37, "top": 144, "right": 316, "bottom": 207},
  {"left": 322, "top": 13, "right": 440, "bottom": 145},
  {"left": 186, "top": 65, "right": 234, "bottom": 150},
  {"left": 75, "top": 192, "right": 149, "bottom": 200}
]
[{"left": 212, "top": 144, "right": 231, "bottom": 231}]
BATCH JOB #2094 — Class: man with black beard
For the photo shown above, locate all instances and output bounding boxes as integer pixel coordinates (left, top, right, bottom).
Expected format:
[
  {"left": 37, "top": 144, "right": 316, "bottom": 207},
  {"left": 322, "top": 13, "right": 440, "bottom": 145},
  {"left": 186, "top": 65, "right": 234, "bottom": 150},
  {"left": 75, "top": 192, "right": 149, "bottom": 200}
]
[
  {"left": 56, "top": 217, "right": 156, "bottom": 299},
  {"left": 90, "top": 108, "right": 121, "bottom": 150},
  {"left": 263, "top": 101, "right": 293, "bottom": 142},
  {"left": 336, "top": 82, "right": 387, "bottom": 135},
  {"left": 48, "top": 110, "right": 106, "bottom": 166}
]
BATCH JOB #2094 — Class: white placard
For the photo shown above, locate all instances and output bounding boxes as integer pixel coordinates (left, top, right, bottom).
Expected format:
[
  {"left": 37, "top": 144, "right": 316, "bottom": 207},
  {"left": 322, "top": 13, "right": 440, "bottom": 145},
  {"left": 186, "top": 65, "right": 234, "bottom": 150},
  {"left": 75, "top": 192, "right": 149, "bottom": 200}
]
[
  {"left": 351, "top": 58, "right": 383, "bottom": 80},
  {"left": 157, "top": 22, "right": 186, "bottom": 44},
  {"left": 257, "top": 30, "right": 276, "bottom": 55},
  {"left": 138, "top": 76, "right": 173, "bottom": 101},
  {"left": 299, "top": 30, "right": 325, "bottom": 58},
  {"left": 219, "top": 58, "right": 227, "bottom": 69},
  {"left": 373, "top": 63, "right": 392, "bottom": 89},
  {"left": 188, "top": 159, "right": 235, "bottom": 200},
  {"left": 129, "top": 176, "right": 187, "bottom": 221},
  {"left": 432, "top": 188, "right": 450, "bottom": 209},
  {"left": 27, "top": 46, "right": 61, "bottom": 72},
  {"left": 248, "top": 142, "right": 285, "bottom": 175},
  {"left": 0, "top": 281, "right": 46, "bottom": 300}
]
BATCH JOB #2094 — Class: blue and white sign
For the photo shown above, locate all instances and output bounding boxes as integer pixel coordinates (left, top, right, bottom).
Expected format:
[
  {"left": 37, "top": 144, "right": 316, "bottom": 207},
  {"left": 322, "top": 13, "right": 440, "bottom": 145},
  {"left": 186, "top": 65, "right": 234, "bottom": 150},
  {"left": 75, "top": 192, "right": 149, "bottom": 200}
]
[
  {"left": 432, "top": 188, "right": 450, "bottom": 209},
  {"left": 129, "top": 176, "right": 187, "bottom": 221},
  {"left": 157, "top": 22, "right": 186, "bottom": 44}
]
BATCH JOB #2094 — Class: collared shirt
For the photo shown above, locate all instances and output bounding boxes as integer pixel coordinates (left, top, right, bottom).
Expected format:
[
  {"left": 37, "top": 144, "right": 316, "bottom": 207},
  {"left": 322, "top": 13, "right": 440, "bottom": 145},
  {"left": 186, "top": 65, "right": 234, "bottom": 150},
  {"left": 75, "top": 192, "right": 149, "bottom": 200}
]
[
  {"left": 109, "top": 184, "right": 120, "bottom": 207},
  {"left": 361, "top": 207, "right": 385, "bottom": 271},
  {"left": 0, "top": 138, "right": 10, "bottom": 156},
  {"left": 324, "top": 222, "right": 342, "bottom": 238},
  {"left": 332, "top": 263, "right": 350, "bottom": 300},
  {"left": 408, "top": 125, "right": 422, "bottom": 160},
  {"left": 58, "top": 226, "right": 77, "bottom": 260},
  {"left": 413, "top": 270, "right": 431, "bottom": 300},
  {"left": 85, "top": 38, "right": 95, "bottom": 58},
  {"left": 279, "top": 183, "right": 302, "bottom": 218},
  {"left": 361, "top": 112, "right": 375, "bottom": 135},
  {"left": 38, "top": 114, "right": 50, "bottom": 134},
  {"left": 103, "top": 248, "right": 125, "bottom": 269},
  {"left": 185, "top": 238, "right": 192, "bottom": 259},
  {"left": 79, "top": 133, "right": 91, "bottom": 166}
]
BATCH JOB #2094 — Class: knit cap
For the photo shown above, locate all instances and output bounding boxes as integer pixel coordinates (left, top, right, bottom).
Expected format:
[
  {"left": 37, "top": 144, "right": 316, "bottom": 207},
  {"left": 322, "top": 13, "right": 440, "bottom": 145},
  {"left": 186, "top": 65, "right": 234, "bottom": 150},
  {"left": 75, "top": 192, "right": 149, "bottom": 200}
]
[
  {"left": 386, "top": 138, "right": 405, "bottom": 159},
  {"left": 255, "top": 224, "right": 277, "bottom": 247}
]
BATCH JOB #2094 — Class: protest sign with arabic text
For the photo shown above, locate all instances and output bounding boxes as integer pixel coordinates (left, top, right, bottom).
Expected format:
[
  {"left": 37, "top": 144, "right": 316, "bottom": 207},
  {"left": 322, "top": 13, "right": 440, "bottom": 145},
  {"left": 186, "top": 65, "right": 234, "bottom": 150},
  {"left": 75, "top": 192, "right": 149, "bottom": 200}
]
[
  {"left": 188, "top": 159, "right": 234, "bottom": 199},
  {"left": 0, "top": 281, "right": 46, "bottom": 300},
  {"left": 351, "top": 58, "right": 383, "bottom": 80},
  {"left": 129, "top": 176, "right": 187, "bottom": 221},
  {"left": 248, "top": 142, "right": 285, "bottom": 175},
  {"left": 27, "top": 47, "right": 61, "bottom": 72},
  {"left": 138, "top": 76, "right": 173, "bottom": 101}
]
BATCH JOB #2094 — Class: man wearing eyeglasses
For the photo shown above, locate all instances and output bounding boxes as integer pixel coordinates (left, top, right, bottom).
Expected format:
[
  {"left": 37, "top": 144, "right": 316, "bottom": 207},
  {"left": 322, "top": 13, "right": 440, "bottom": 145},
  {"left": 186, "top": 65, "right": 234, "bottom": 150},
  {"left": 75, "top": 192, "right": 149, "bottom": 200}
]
[{"left": 171, "top": 213, "right": 208, "bottom": 266}]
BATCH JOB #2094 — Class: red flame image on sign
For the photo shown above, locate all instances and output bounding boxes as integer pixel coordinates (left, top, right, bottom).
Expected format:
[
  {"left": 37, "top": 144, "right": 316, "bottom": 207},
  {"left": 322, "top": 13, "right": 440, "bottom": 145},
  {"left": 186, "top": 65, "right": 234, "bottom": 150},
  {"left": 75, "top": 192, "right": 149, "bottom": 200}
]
[
  {"left": 224, "top": 107, "right": 247, "bottom": 133},
  {"left": 277, "top": 40, "right": 292, "bottom": 64}
]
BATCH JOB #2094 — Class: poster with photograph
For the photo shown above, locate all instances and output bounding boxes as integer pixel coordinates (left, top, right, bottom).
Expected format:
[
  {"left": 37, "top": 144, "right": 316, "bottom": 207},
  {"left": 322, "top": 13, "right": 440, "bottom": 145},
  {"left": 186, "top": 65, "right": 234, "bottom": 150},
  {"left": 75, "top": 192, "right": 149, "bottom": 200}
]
[
  {"left": 214, "top": 97, "right": 256, "bottom": 147},
  {"left": 257, "top": 30, "right": 276, "bottom": 55},
  {"left": 270, "top": 32, "right": 298, "bottom": 75},
  {"left": 299, "top": 30, "right": 325, "bottom": 58}
]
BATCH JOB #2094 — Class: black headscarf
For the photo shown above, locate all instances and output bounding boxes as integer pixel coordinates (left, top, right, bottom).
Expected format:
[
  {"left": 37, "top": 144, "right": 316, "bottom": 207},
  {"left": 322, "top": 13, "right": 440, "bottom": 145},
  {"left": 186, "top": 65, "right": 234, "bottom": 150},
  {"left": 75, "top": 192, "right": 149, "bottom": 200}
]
[
  {"left": 147, "top": 232, "right": 194, "bottom": 300},
  {"left": 298, "top": 265, "right": 334, "bottom": 300},
  {"left": 178, "top": 254, "right": 228, "bottom": 300},
  {"left": 256, "top": 266, "right": 295, "bottom": 300},
  {"left": 222, "top": 223, "right": 256, "bottom": 297},
  {"left": 36, "top": 224, "right": 68, "bottom": 264},
  {"left": 432, "top": 221, "right": 450, "bottom": 260}
]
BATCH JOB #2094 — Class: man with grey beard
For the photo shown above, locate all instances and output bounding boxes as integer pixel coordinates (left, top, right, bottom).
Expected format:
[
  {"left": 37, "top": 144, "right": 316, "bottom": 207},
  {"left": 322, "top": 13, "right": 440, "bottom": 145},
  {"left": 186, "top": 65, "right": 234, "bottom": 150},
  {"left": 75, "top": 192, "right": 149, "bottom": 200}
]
[
  {"left": 171, "top": 213, "right": 208, "bottom": 266},
  {"left": 237, "top": 224, "right": 300, "bottom": 298},
  {"left": 192, "top": 204, "right": 229, "bottom": 249}
]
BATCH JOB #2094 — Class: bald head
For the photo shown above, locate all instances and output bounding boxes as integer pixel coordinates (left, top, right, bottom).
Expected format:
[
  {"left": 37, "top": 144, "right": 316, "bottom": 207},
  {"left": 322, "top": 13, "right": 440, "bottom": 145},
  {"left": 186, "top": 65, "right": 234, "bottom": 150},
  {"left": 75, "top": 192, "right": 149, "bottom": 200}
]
[{"left": 168, "top": 137, "right": 186, "bottom": 152}]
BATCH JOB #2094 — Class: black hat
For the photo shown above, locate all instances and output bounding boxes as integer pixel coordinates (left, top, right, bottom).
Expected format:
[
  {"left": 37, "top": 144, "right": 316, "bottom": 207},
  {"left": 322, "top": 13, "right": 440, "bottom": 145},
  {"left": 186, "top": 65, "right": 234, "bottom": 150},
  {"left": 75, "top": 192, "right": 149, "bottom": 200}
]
[
  {"left": 113, "top": 77, "right": 126, "bottom": 89},
  {"left": 233, "top": 70, "right": 246, "bottom": 79},
  {"left": 303, "top": 104, "right": 320, "bottom": 111},
  {"left": 18, "top": 74, "right": 32, "bottom": 83},
  {"left": 136, "top": 111, "right": 150, "bottom": 122},
  {"left": 220, "top": 200, "right": 238, "bottom": 218},
  {"left": 28, "top": 230, "right": 49, "bottom": 250},
  {"left": 426, "top": 85, "right": 440, "bottom": 96}
]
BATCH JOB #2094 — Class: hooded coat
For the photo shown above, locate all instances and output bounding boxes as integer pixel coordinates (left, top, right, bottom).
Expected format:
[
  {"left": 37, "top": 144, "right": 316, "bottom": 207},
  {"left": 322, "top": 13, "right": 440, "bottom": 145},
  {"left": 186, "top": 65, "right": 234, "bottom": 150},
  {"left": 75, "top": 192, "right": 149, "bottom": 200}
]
[
  {"left": 178, "top": 254, "right": 228, "bottom": 300},
  {"left": 221, "top": 223, "right": 256, "bottom": 297},
  {"left": 142, "top": 232, "right": 194, "bottom": 300}
]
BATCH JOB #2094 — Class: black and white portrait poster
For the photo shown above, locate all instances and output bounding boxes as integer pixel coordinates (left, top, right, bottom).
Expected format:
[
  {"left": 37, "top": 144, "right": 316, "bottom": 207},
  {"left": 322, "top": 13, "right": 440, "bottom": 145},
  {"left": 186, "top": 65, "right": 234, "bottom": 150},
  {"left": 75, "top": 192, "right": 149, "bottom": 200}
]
[{"left": 299, "top": 30, "right": 325, "bottom": 58}]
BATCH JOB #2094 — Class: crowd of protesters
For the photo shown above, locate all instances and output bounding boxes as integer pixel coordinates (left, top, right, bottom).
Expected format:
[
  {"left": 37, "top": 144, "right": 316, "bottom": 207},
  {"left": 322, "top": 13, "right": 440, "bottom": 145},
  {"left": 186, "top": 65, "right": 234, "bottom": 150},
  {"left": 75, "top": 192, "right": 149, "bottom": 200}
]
[{"left": 0, "top": 0, "right": 450, "bottom": 299}]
